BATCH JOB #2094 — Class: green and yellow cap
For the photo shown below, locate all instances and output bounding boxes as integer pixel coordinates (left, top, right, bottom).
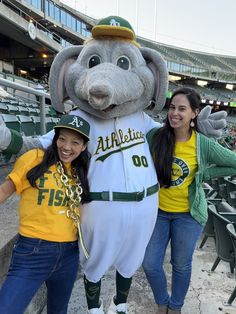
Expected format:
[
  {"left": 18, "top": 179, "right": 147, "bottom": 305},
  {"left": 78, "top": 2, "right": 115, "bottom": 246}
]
[
  {"left": 92, "top": 16, "right": 140, "bottom": 47},
  {"left": 54, "top": 115, "right": 90, "bottom": 140}
]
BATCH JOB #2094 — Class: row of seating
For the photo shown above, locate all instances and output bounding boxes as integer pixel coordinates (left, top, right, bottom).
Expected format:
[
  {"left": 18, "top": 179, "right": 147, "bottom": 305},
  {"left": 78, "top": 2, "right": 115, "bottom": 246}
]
[
  {"left": 0, "top": 114, "right": 60, "bottom": 136},
  {"left": 0, "top": 97, "right": 40, "bottom": 108},
  {"left": 206, "top": 176, "right": 236, "bottom": 207},
  {"left": 205, "top": 205, "right": 236, "bottom": 306},
  {"left": 200, "top": 176, "right": 236, "bottom": 306},
  {"left": 0, "top": 103, "right": 40, "bottom": 116},
  {"left": 0, "top": 103, "right": 57, "bottom": 118}
]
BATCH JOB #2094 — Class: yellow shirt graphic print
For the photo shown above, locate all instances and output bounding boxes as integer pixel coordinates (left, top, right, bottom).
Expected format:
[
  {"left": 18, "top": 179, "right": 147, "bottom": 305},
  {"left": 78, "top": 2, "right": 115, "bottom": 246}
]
[
  {"left": 171, "top": 157, "right": 190, "bottom": 187},
  {"left": 159, "top": 131, "right": 198, "bottom": 213},
  {"left": 8, "top": 149, "right": 78, "bottom": 242}
]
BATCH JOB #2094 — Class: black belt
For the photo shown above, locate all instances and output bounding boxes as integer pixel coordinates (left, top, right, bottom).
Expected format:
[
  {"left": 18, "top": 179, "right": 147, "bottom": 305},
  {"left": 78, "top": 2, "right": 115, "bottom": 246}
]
[{"left": 89, "top": 183, "right": 159, "bottom": 202}]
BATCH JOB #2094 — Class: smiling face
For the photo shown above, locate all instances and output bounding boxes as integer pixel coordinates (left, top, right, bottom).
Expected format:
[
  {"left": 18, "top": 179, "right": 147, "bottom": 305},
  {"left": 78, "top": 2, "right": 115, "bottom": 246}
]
[
  {"left": 168, "top": 94, "right": 198, "bottom": 133},
  {"left": 56, "top": 128, "right": 87, "bottom": 164}
]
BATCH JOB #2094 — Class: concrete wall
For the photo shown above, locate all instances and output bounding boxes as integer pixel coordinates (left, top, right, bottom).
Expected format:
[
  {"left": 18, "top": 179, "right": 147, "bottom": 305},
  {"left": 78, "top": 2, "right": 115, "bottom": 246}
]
[
  {"left": 0, "top": 165, "right": 46, "bottom": 313},
  {"left": 0, "top": 235, "right": 47, "bottom": 313}
]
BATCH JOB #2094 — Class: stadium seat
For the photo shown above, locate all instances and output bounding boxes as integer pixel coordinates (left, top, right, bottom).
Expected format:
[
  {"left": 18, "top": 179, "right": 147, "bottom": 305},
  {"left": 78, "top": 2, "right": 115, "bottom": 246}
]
[
  {"left": 9, "top": 100, "right": 19, "bottom": 106},
  {"left": 209, "top": 205, "right": 236, "bottom": 273},
  {"left": 52, "top": 117, "right": 60, "bottom": 124},
  {"left": 46, "top": 117, "right": 58, "bottom": 132},
  {"left": 28, "top": 107, "right": 40, "bottom": 116},
  {"left": 35, "top": 108, "right": 40, "bottom": 116},
  {"left": 30, "top": 116, "right": 41, "bottom": 135},
  {"left": 0, "top": 113, "right": 20, "bottom": 132},
  {"left": 199, "top": 198, "right": 223, "bottom": 249},
  {"left": 47, "top": 106, "right": 58, "bottom": 117},
  {"left": 0, "top": 103, "right": 9, "bottom": 114},
  {"left": 7, "top": 104, "right": 20, "bottom": 115},
  {"left": 225, "top": 177, "right": 236, "bottom": 207},
  {"left": 18, "top": 105, "right": 29, "bottom": 116},
  {"left": 225, "top": 223, "right": 236, "bottom": 305},
  {"left": 17, "top": 115, "right": 35, "bottom": 136}
]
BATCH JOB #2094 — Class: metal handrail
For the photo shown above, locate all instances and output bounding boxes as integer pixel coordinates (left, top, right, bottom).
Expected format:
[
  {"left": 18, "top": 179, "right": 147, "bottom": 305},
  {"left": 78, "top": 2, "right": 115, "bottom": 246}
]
[{"left": 0, "top": 77, "right": 50, "bottom": 134}]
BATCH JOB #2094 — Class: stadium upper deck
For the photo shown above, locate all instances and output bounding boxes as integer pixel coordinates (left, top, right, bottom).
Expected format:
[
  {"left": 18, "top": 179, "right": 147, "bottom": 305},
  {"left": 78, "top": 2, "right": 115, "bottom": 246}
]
[{"left": 0, "top": 0, "right": 235, "bottom": 106}]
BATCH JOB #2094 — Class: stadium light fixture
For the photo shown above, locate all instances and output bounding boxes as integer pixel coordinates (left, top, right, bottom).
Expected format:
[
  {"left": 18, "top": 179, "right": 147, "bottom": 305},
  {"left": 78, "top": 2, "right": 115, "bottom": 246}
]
[
  {"left": 169, "top": 75, "right": 181, "bottom": 81},
  {"left": 226, "top": 84, "right": 234, "bottom": 90},
  {"left": 197, "top": 80, "right": 207, "bottom": 87},
  {"left": 19, "top": 70, "right": 27, "bottom": 74}
]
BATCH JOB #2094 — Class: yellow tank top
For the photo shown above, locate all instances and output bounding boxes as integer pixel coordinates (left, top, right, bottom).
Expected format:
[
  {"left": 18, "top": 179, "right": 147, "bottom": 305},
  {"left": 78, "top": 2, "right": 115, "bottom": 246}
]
[{"left": 159, "top": 131, "right": 198, "bottom": 212}]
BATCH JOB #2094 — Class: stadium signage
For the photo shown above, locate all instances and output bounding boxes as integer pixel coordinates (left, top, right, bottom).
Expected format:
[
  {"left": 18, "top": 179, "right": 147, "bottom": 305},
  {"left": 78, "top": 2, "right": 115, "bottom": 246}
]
[{"left": 28, "top": 21, "right": 37, "bottom": 40}]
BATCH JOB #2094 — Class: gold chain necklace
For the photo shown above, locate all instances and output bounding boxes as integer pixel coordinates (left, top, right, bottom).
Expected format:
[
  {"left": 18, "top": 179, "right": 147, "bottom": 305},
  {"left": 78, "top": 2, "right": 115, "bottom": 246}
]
[{"left": 56, "top": 161, "right": 89, "bottom": 258}]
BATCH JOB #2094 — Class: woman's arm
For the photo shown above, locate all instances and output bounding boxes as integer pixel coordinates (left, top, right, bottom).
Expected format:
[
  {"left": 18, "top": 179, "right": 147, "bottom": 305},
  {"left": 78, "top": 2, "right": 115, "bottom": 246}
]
[
  {"left": 0, "top": 179, "right": 16, "bottom": 203},
  {"left": 204, "top": 138, "right": 236, "bottom": 180}
]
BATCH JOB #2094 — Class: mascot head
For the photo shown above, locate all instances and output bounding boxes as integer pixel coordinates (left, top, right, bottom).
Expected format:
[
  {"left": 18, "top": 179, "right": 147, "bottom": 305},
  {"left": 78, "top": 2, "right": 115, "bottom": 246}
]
[{"left": 49, "top": 16, "right": 168, "bottom": 119}]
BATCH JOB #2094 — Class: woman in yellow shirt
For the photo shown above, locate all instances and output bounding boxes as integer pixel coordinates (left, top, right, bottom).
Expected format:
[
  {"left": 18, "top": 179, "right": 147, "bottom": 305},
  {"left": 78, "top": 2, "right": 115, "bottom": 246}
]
[
  {"left": 0, "top": 114, "right": 90, "bottom": 314},
  {"left": 143, "top": 87, "right": 236, "bottom": 314}
]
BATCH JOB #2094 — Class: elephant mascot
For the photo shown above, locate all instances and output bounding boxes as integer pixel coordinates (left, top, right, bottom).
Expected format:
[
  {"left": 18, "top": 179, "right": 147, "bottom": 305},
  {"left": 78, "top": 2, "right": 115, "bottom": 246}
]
[{"left": 0, "top": 16, "right": 226, "bottom": 314}]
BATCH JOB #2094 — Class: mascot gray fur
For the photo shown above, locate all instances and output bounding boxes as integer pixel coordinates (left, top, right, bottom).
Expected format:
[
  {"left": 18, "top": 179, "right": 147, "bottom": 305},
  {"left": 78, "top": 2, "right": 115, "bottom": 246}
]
[{"left": 0, "top": 16, "right": 227, "bottom": 314}]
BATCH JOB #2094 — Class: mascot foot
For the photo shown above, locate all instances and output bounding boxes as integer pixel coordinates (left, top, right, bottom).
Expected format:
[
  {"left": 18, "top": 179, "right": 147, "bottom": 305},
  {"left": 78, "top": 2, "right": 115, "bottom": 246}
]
[
  {"left": 88, "top": 301, "right": 104, "bottom": 314},
  {"left": 107, "top": 297, "right": 128, "bottom": 314}
]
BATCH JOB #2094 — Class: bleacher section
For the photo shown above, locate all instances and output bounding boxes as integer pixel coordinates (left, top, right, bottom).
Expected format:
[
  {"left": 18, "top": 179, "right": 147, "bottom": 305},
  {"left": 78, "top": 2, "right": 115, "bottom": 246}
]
[
  {"left": 192, "top": 52, "right": 235, "bottom": 72},
  {"left": 138, "top": 37, "right": 236, "bottom": 74},
  {"left": 0, "top": 97, "right": 60, "bottom": 136}
]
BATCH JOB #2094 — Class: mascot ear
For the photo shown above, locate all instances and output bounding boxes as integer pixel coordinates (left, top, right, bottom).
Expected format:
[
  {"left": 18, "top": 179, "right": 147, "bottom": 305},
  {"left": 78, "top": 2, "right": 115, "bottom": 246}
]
[
  {"left": 49, "top": 46, "right": 84, "bottom": 113},
  {"left": 140, "top": 47, "right": 168, "bottom": 115}
]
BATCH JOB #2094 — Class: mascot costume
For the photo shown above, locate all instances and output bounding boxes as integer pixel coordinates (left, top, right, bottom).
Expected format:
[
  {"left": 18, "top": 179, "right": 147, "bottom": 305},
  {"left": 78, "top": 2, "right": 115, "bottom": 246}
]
[{"left": 0, "top": 16, "right": 227, "bottom": 314}]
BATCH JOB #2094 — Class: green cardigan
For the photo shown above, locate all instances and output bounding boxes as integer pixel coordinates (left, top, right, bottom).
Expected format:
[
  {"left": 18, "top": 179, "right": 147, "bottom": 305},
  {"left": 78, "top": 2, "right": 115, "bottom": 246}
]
[{"left": 147, "top": 130, "right": 236, "bottom": 225}]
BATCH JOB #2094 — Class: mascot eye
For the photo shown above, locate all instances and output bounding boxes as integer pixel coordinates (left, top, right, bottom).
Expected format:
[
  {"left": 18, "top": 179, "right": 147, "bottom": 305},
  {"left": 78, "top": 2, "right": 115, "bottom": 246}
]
[
  {"left": 116, "top": 56, "right": 131, "bottom": 70},
  {"left": 88, "top": 55, "right": 101, "bottom": 68}
]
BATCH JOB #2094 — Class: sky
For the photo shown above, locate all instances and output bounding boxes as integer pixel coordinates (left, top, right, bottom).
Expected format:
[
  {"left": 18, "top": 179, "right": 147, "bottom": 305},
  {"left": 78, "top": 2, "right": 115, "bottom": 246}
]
[{"left": 61, "top": 0, "right": 236, "bottom": 57}]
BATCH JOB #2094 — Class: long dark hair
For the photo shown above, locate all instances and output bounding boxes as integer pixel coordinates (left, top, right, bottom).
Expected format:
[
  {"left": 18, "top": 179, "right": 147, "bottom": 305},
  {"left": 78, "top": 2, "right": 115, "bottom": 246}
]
[
  {"left": 26, "top": 128, "right": 91, "bottom": 203},
  {"left": 152, "top": 87, "right": 201, "bottom": 188}
]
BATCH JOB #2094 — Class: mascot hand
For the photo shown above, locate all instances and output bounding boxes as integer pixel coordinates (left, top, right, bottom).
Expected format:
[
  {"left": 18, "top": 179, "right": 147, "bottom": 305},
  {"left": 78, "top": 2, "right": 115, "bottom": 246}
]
[
  {"left": 0, "top": 119, "right": 11, "bottom": 151},
  {"left": 197, "top": 105, "right": 227, "bottom": 138}
]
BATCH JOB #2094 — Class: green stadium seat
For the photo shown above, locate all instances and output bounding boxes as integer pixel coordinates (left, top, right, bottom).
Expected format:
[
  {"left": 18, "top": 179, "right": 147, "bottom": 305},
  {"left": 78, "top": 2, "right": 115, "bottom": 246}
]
[
  {"left": 0, "top": 103, "right": 9, "bottom": 114},
  {"left": 7, "top": 104, "right": 20, "bottom": 115},
  {"left": 17, "top": 115, "right": 35, "bottom": 136},
  {"left": 46, "top": 117, "right": 56, "bottom": 132},
  {"left": 9, "top": 100, "right": 19, "bottom": 106},
  {"left": 28, "top": 107, "right": 39, "bottom": 116},
  {"left": 45, "top": 106, "right": 50, "bottom": 117},
  {"left": 30, "top": 116, "right": 41, "bottom": 135},
  {"left": 18, "top": 105, "right": 29, "bottom": 116},
  {"left": 52, "top": 117, "right": 60, "bottom": 124},
  {"left": 47, "top": 106, "right": 58, "bottom": 117},
  {"left": 0, "top": 113, "right": 20, "bottom": 132},
  {"left": 35, "top": 108, "right": 40, "bottom": 116}
]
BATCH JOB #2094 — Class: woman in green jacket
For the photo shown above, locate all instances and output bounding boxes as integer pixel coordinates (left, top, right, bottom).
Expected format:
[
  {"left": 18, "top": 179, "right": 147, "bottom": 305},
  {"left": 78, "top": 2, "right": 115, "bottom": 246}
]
[{"left": 143, "top": 87, "right": 236, "bottom": 314}]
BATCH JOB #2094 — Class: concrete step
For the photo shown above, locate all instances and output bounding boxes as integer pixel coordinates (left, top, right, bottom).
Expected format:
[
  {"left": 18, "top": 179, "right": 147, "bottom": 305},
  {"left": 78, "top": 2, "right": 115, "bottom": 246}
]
[{"left": 42, "top": 238, "right": 236, "bottom": 314}]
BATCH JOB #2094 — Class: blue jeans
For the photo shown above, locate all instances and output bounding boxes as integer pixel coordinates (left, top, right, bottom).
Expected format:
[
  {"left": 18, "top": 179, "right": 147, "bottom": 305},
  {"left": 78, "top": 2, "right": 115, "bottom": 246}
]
[
  {"left": 143, "top": 209, "right": 203, "bottom": 311},
  {"left": 0, "top": 235, "right": 79, "bottom": 314}
]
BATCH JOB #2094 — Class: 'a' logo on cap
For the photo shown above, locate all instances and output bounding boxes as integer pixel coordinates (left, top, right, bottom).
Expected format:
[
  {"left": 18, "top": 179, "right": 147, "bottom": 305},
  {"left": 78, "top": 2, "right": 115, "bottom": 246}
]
[
  {"left": 69, "top": 117, "right": 83, "bottom": 128},
  {"left": 109, "top": 18, "right": 120, "bottom": 27}
]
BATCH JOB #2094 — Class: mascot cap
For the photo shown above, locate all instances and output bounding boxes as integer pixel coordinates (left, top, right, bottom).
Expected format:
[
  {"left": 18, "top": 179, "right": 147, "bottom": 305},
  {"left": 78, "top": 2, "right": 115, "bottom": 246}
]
[
  {"left": 54, "top": 115, "right": 90, "bottom": 140},
  {"left": 92, "top": 16, "right": 140, "bottom": 47}
]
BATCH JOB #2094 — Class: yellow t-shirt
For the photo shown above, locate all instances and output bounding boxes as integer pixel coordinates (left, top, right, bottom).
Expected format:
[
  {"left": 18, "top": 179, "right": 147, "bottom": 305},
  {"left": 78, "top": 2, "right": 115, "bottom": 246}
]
[
  {"left": 8, "top": 149, "right": 78, "bottom": 242},
  {"left": 159, "top": 131, "right": 198, "bottom": 212}
]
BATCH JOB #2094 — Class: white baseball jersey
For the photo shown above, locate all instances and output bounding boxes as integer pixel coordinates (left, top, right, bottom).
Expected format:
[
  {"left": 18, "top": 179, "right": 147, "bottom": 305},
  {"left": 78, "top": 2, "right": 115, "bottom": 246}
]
[{"left": 40, "top": 108, "right": 161, "bottom": 282}]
